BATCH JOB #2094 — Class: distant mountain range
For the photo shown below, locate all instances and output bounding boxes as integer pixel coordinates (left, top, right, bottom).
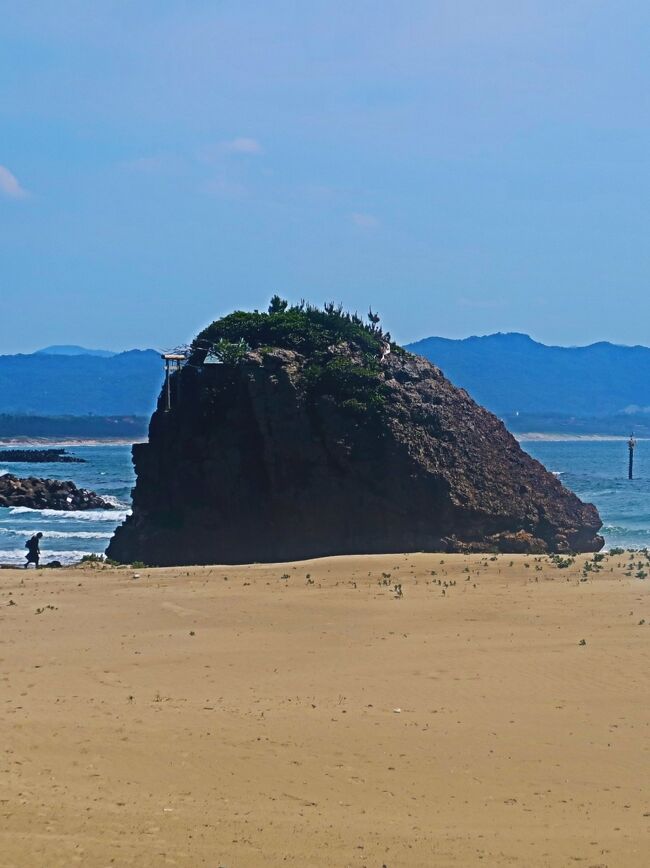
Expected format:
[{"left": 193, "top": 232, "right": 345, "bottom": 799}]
[
  {"left": 0, "top": 348, "right": 162, "bottom": 415},
  {"left": 3, "top": 335, "right": 650, "bottom": 435},
  {"left": 406, "top": 333, "right": 650, "bottom": 421},
  {"left": 34, "top": 344, "right": 116, "bottom": 358}
]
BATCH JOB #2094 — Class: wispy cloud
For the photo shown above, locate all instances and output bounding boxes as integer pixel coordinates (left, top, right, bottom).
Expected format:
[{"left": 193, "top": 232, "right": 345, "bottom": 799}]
[
  {"left": 119, "top": 155, "right": 173, "bottom": 173},
  {"left": 458, "top": 296, "right": 504, "bottom": 310},
  {"left": 204, "top": 175, "right": 247, "bottom": 199},
  {"left": 0, "top": 165, "right": 28, "bottom": 199},
  {"left": 219, "top": 137, "right": 263, "bottom": 156},
  {"left": 350, "top": 212, "right": 379, "bottom": 229},
  {"left": 195, "top": 137, "right": 264, "bottom": 165}
]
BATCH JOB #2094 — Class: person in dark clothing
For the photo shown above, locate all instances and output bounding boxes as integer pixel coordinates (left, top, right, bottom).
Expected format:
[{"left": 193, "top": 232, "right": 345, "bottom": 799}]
[{"left": 25, "top": 532, "right": 43, "bottom": 568}]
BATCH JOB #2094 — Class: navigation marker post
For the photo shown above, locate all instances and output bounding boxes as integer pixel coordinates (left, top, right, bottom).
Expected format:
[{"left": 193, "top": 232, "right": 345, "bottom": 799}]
[{"left": 628, "top": 434, "right": 636, "bottom": 480}]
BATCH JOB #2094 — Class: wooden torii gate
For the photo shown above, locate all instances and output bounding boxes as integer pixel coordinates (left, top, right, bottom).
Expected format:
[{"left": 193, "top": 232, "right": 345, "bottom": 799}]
[{"left": 161, "top": 353, "right": 185, "bottom": 412}]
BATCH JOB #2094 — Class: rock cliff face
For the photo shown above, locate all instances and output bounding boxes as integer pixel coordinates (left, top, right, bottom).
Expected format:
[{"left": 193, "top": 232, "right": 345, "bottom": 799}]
[
  {"left": 107, "top": 308, "right": 603, "bottom": 565},
  {"left": 0, "top": 475, "right": 114, "bottom": 510}
]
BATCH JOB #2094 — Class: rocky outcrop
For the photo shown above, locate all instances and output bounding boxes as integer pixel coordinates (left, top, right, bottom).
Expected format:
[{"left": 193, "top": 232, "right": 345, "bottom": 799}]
[
  {"left": 0, "top": 474, "right": 114, "bottom": 510},
  {"left": 107, "top": 321, "right": 602, "bottom": 565},
  {"left": 0, "top": 449, "right": 85, "bottom": 463}
]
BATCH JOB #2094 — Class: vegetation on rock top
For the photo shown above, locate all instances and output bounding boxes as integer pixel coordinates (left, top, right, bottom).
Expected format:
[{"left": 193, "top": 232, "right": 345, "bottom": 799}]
[
  {"left": 193, "top": 297, "right": 396, "bottom": 360},
  {"left": 193, "top": 298, "right": 401, "bottom": 417}
]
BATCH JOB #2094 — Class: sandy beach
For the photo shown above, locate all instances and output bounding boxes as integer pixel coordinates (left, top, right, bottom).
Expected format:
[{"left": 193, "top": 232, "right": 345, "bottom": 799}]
[{"left": 2, "top": 552, "right": 649, "bottom": 867}]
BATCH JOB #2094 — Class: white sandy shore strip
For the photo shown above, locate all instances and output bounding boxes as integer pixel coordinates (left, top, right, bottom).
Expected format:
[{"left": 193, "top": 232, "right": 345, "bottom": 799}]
[
  {"left": 515, "top": 432, "right": 647, "bottom": 442},
  {"left": 0, "top": 438, "right": 147, "bottom": 447},
  {"left": 1, "top": 433, "right": 645, "bottom": 447}
]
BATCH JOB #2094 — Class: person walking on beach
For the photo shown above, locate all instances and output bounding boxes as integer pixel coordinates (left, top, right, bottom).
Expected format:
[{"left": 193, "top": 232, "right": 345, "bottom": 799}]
[{"left": 24, "top": 532, "right": 43, "bottom": 569}]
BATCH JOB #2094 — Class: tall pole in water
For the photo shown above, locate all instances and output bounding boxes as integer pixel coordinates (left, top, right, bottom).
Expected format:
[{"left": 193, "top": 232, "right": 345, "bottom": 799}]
[{"left": 628, "top": 434, "right": 636, "bottom": 480}]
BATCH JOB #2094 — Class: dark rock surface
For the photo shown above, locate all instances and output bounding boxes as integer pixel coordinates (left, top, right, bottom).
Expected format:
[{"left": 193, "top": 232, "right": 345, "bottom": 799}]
[
  {"left": 0, "top": 449, "right": 85, "bottom": 463},
  {"left": 107, "top": 333, "right": 603, "bottom": 566},
  {"left": 0, "top": 474, "right": 114, "bottom": 511}
]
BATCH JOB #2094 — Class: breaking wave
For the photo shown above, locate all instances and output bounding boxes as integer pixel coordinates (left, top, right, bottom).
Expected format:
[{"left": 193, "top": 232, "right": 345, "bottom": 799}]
[
  {"left": 0, "top": 549, "right": 93, "bottom": 565},
  {"left": 0, "top": 528, "right": 112, "bottom": 540},
  {"left": 602, "top": 525, "right": 650, "bottom": 537},
  {"left": 7, "top": 506, "right": 130, "bottom": 522}
]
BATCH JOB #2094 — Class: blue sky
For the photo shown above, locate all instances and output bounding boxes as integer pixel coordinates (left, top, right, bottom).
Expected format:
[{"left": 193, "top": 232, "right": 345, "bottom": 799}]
[{"left": 2, "top": 1, "right": 650, "bottom": 353}]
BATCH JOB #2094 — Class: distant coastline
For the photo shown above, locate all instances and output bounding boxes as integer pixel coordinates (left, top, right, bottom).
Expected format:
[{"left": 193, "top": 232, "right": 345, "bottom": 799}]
[
  {"left": 516, "top": 433, "right": 644, "bottom": 442},
  {"left": 0, "top": 438, "right": 146, "bottom": 447},
  {"left": 1, "top": 434, "right": 635, "bottom": 446},
  {"left": 0, "top": 414, "right": 150, "bottom": 441},
  {"left": 0, "top": 433, "right": 635, "bottom": 446}
]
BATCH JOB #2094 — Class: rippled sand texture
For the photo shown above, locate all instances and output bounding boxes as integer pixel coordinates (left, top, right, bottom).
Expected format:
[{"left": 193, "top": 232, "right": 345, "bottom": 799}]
[{"left": 1, "top": 552, "right": 649, "bottom": 866}]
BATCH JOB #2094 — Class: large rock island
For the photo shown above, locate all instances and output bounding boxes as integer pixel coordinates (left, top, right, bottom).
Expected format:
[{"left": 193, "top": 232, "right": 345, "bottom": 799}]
[{"left": 107, "top": 302, "right": 603, "bottom": 565}]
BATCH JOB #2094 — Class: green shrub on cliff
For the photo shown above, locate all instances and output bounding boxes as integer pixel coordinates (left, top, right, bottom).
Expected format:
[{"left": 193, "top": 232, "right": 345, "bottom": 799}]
[
  {"left": 303, "top": 357, "right": 388, "bottom": 414},
  {"left": 212, "top": 337, "right": 251, "bottom": 365}
]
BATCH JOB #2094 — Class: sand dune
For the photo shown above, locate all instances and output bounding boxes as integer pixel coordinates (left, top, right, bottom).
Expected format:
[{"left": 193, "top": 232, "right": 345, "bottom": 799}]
[{"left": 1, "top": 552, "right": 649, "bottom": 866}]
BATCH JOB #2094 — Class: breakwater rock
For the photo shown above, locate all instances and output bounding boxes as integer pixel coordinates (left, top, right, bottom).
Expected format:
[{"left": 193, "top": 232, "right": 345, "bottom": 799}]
[
  {"left": 0, "top": 449, "right": 85, "bottom": 463},
  {"left": 0, "top": 474, "right": 114, "bottom": 510},
  {"left": 107, "top": 303, "right": 603, "bottom": 565}
]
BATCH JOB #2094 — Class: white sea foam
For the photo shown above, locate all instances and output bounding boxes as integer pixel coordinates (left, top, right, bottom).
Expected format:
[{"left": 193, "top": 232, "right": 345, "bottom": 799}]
[
  {"left": 100, "top": 494, "right": 128, "bottom": 508},
  {"left": 603, "top": 524, "right": 650, "bottom": 537},
  {"left": 0, "top": 549, "right": 95, "bottom": 565},
  {"left": 7, "top": 507, "right": 130, "bottom": 522},
  {"left": 0, "top": 528, "right": 111, "bottom": 540}
]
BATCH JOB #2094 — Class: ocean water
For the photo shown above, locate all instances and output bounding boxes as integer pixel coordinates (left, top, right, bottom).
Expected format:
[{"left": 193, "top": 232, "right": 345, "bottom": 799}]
[
  {"left": 0, "top": 439, "right": 648, "bottom": 565},
  {"left": 0, "top": 445, "right": 133, "bottom": 565},
  {"left": 522, "top": 439, "right": 650, "bottom": 550}
]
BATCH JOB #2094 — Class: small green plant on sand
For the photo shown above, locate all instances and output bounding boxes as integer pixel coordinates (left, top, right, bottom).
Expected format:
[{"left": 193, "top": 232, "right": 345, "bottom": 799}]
[{"left": 549, "top": 554, "right": 575, "bottom": 569}]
